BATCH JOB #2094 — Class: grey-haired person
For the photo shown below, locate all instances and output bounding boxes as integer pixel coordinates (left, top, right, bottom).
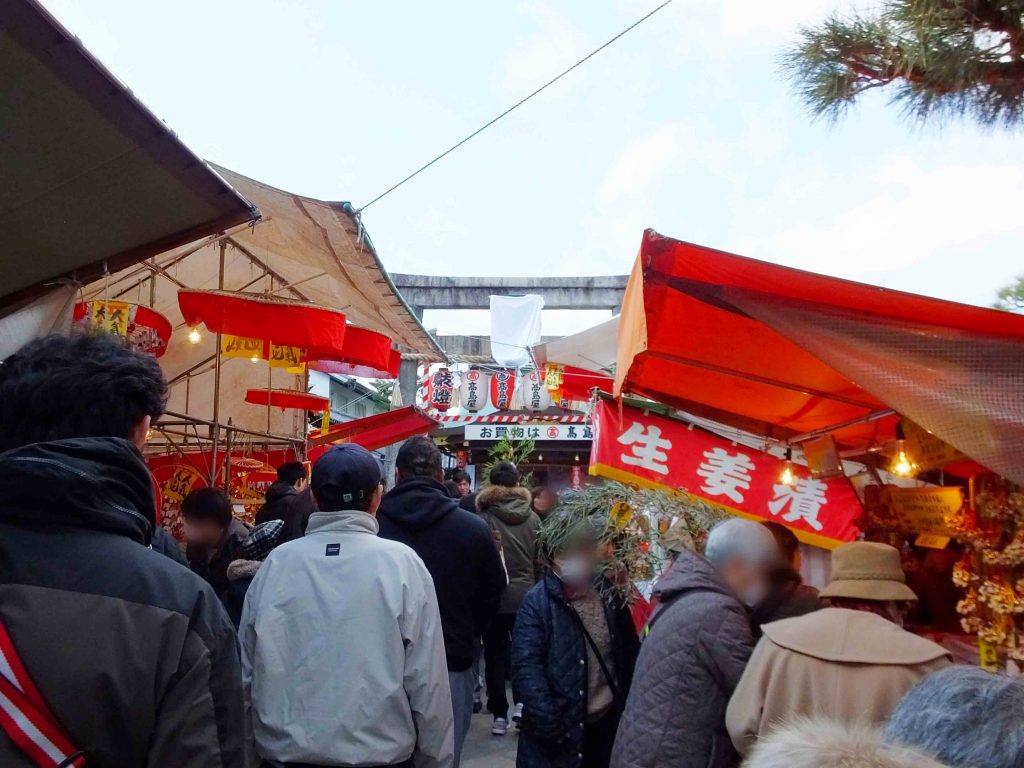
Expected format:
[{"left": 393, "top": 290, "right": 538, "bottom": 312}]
[{"left": 885, "top": 665, "right": 1024, "bottom": 768}]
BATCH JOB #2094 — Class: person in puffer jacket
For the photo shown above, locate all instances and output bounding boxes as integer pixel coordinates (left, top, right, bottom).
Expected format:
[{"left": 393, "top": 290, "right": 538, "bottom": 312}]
[
  {"left": 477, "top": 461, "right": 542, "bottom": 733},
  {"left": 513, "top": 510, "right": 639, "bottom": 768},
  {"left": 610, "top": 518, "right": 777, "bottom": 768}
]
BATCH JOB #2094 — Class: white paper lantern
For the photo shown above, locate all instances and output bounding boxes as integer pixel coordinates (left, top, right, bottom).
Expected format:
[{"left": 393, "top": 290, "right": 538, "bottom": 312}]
[
  {"left": 521, "top": 370, "right": 552, "bottom": 413},
  {"left": 459, "top": 368, "right": 490, "bottom": 413}
]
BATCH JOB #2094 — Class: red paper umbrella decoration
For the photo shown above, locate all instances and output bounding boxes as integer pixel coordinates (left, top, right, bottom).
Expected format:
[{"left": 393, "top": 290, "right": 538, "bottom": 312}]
[
  {"left": 178, "top": 290, "right": 348, "bottom": 360},
  {"left": 245, "top": 388, "right": 331, "bottom": 412},
  {"left": 308, "top": 327, "right": 400, "bottom": 378},
  {"left": 311, "top": 348, "right": 401, "bottom": 379},
  {"left": 73, "top": 301, "right": 172, "bottom": 358}
]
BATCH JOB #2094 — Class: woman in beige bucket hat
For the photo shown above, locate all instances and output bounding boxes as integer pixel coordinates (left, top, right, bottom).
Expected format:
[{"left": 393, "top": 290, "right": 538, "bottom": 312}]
[{"left": 726, "top": 541, "right": 952, "bottom": 758}]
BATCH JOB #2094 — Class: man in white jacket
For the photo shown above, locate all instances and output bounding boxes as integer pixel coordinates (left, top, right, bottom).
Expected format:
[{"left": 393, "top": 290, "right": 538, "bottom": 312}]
[{"left": 240, "top": 444, "right": 455, "bottom": 768}]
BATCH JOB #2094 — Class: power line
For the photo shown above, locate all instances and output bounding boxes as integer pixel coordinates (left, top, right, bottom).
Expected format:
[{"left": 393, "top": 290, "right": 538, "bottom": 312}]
[{"left": 357, "top": 0, "right": 677, "bottom": 212}]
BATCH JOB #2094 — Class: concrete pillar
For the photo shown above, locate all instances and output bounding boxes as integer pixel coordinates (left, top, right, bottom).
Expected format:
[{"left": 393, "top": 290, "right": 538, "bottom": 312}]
[{"left": 382, "top": 358, "right": 422, "bottom": 488}]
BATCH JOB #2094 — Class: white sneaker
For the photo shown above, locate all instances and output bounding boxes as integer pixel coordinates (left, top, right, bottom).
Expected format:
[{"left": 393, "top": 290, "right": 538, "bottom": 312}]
[
  {"left": 512, "top": 702, "right": 524, "bottom": 726},
  {"left": 492, "top": 717, "right": 509, "bottom": 736}
]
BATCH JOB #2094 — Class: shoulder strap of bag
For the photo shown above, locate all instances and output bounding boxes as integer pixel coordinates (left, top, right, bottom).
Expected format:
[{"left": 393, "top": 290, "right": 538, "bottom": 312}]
[
  {"left": 0, "top": 617, "right": 87, "bottom": 767},
  {"left": 577, "top": 619, "right": 622, "bottom": 704}
]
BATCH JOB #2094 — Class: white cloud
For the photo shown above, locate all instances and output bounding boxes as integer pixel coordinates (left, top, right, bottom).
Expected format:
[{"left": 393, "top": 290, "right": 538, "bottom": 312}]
[
  {"left": 495, "top": 0, "right": 592, "bottom": 97},
  {"left": 597, "top": 122, "right": 693, "bottom": 203}
]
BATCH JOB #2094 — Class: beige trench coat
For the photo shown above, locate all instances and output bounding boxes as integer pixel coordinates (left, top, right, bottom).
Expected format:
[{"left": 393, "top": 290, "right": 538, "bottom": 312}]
[{"left": 726, "top": 607, "right": 952, "bottom": 756}]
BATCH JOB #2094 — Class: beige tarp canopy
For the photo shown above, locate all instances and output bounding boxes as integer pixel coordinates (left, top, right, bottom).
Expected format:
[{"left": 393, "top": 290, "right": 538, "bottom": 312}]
[{"left": 79, "top": 166, "right": 443, "bottom": 443}]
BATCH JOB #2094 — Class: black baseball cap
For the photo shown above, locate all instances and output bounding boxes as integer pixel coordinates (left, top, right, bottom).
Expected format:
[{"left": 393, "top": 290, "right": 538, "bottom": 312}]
[{"left": 311, "top": 444, "right": 382, "bottom": 508}]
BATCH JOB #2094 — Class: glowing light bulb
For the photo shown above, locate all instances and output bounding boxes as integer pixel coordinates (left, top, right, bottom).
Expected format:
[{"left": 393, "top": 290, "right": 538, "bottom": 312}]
[
  {"left": 778, "top": 447, "right": 796, "bottom": 486},
  {"left": 779, "top": 463, "right": 795, "bottom": 486},
  {"left": 250, "top": 355, "right": 260, "bottom": 364},
  {"left": 574, "top": 454, "right": 580, "bottom": 462},
  {"left": 891, "top": 440, "right": 916, "bottom": 477},
  {"left": 188, "top": 327, "right": 202, "bottom": 344},
  {"left": 537, "top": 453, "right": 543, "bottom": 462}
]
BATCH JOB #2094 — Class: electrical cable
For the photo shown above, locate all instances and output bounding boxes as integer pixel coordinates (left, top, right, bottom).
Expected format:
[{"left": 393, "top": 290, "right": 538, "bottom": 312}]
[{"left": 357, "top": 0, "right": 677, "bottom": 212}]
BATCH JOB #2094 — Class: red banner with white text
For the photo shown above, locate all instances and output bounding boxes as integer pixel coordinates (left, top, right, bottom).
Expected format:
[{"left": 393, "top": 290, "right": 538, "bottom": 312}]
[{"left": 589, "top": 400, "right": 862, "bottom": 549}]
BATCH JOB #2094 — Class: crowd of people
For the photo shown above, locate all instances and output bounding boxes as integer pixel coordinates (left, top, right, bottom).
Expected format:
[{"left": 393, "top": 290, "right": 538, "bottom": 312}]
[{"left": 1, "top": 333, "right": 1024, "bottom": 768}]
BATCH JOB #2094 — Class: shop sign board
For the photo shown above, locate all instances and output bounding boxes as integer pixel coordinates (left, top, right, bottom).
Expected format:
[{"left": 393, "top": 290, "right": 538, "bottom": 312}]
[
  {"left": 887, "top": 486, "right": 964, "bottom": 536},
  {"left": 466, "top": 423, "right": 593, "bottom": 442},
  {"left": 589, "top": 399, "right": 863, "bottom": 549}
]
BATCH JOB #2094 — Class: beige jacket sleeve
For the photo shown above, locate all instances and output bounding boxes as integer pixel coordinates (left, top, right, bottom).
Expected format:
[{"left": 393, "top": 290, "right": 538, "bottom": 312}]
[
  {"left": 725, "top": 635, "right": 775, "bottom": 757},
  {"left": 402, "top": 559, "right": 455, "bottom": 768}
]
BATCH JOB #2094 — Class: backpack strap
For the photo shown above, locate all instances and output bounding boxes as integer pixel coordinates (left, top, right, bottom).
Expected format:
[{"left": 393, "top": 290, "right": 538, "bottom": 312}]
[{"left": 0, "top": 618, "right": 87, "bottom": 767}]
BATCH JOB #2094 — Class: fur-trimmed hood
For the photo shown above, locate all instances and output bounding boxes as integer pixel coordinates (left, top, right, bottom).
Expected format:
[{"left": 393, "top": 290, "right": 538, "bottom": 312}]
[
  {"left": 226, "top": 558, "right": 262, "bottom": 582},
  {"left": 476, "top": 484, "right": 533, "bottom": 525},
  {"left": 742, "top": 718, "right": 947, "bottom": 768}
]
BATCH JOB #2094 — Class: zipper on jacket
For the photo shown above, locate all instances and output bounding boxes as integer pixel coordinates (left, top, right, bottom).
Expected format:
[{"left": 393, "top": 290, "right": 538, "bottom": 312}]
[{"left": 6, "top": 455, "right": 151, "bottom": 528}]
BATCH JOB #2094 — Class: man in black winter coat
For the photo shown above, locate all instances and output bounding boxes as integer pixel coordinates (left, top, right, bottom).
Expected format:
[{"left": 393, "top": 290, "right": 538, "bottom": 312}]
[
  {"left": 0, "top": 333, "right": 250, "bottom": 767},
  {"left": 377, "top": 436, "right": 507, "bottom": 767},
  {"left": 255, "top": 461, "right": 315, "bottom": 542}
]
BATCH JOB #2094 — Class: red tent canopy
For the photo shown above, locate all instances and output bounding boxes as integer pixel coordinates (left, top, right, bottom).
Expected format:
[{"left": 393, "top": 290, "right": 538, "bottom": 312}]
[
  {"left": 616, "top": 230, "right": 1024, "bottom": 482},
  {"left": 244, "top": 388, "right": 330, "bottom": 412},
  {"left": 178, "top": 289, "right": 348, "bottom": 360},
  {"left": 307, "top": 406, "right": 438, "bottom": 455},
  {"left": 309, "top": 328, "right": 400, "bottom": 378}
]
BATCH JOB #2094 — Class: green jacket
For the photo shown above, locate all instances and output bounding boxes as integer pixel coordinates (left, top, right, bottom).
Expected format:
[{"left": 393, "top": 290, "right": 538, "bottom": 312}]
[{"left": 477, "top": 484, "right": 542, "bottom": 615}]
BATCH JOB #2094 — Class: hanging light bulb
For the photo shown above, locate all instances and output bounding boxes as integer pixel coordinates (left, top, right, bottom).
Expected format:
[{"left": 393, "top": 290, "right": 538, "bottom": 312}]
[
  {"left": 188, "top": 327, "right": 202, "bottom": 344},
  {"left": 537, "top": 453, "right": 544, "bottom": 462},
  {"left": 890, "top": 422, "right": 916, "bottom": 478},
  {"left": 574, "top": 454, "right": 580, "bottom": 462},
  {"left": 779, "top": 446, "right": 795, "bottom": 486},
  {"left": 250, "top": 354, "right": 260, "bottom": 364}
]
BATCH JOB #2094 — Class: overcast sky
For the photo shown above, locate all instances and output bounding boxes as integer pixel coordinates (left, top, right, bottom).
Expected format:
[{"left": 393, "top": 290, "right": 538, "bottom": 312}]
[{"left": 43, "top": 0, "right": 1024, "bottom": 336}]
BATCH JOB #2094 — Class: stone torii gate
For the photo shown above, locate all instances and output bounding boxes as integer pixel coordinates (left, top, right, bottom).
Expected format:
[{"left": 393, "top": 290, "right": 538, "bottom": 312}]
[{"left": 390, "top": 273, "right": 627, "bottom": 402}]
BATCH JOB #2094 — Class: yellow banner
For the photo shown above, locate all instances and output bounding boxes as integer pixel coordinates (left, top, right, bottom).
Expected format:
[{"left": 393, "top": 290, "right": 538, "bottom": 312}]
[
  {"left": 268, "top": 343, "right": 306, "bottom": 369},
  {"left": 222, "top": 335, "right": 265, "bottom": 359},
  {"left": 90, "top": 300, "right": 131, "bottom": 337},
  {"left": 887, "top": 486, "right": 964, "bottom": 536},
  {"left": 979, "top": 640, "right": 1000, "bottom": 672},
  {"left": 544, "top": 363, "right": 564, "bottom": 390}
]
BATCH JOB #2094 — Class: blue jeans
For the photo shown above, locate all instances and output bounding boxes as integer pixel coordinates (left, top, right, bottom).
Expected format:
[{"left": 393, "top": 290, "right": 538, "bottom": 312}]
[{"left": 449, "top": 667, "right": 476, "bottom": 768}]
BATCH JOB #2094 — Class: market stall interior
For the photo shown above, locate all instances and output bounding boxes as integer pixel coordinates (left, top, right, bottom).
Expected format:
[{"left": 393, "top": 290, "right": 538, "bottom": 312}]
[{"left": 605, "top": 229, "right": 1024, "bottom": 669}]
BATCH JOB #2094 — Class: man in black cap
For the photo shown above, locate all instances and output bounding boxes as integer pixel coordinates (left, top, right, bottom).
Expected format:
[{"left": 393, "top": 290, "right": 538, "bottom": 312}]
[
  {"left": 378, "top": 436, "right": 506, "bottom": 763},
  {"left": 240, "top": 443, "right": 454, "bottom": 768}
]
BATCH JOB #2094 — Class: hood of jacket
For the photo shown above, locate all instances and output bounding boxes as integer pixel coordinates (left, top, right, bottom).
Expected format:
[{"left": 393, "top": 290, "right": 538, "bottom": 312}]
[
  {"left": 226, "top": 558, "right": 262, "bottom": 582},
  {"left": 476, "top": 484, "right": 532, "bottom": 525},
  {"left": 0, "top": 437, "right": 155, "bottom": 544},
  {"left": 653, "top": 547, "right": 734, "bottom": 602},
  {"left": 742, "top": 717, "right": 948, "bottom": 768},
  {"left": 305, "top": 508, "right": 379, "bottom": 536},
  {"left": 264, "top": 480, "right": 297, "bottom": 503},
  {"left": 377, "top": 476, "right": 458, "bottom": 532},
  {"left": 763, "top": 607, "right": 951, "bottom": 666}
]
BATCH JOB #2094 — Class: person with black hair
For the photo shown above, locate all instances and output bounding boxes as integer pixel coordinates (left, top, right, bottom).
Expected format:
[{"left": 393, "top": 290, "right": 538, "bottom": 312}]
[
  {"left": 377, "top": 436, "right": 507, "bottom": 766},
  {"left": 0, "top": 332, "right": 250, "bottom": 767},
  {"left": 477, "top": 460, "right": 543, "bottom": 734},
  {"left": 255, "top": 460, "right": 316, "bottom": 542},
  {"left": 182, "top": 486, "right": 250, "bottom": 597},
  {"left": 240, "top": 443, "right": 454, "bottom": 768},
  {"left": 452, "top": 468, "right": 472, "bottom": 498}
]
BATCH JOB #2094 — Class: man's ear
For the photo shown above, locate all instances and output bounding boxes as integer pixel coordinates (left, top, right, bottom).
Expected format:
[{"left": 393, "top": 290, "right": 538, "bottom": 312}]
[
  {"left": 129, "top": 415, "right": 152, "bottom": 450},
  {"left": 367, "top": 483, "right": 384, "bottom": 516}
]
